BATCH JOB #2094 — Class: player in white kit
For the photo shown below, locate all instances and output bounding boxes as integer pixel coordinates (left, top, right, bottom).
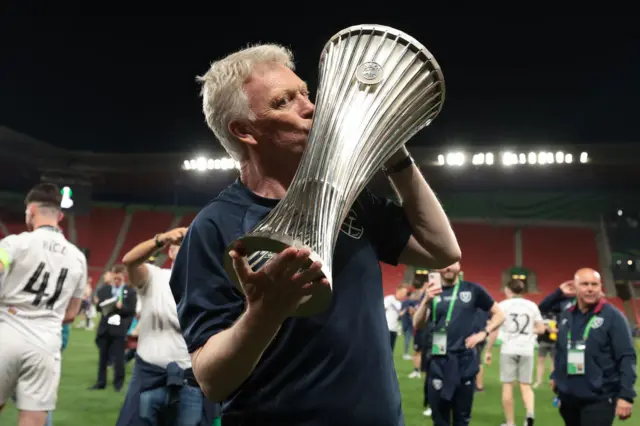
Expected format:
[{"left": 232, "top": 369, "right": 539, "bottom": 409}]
[
  {"left": 0, "top": 183, "right": 87, "bottom": 426},
  {"left": 116, "top": 226, "right": 214, "bottom": 426},
  {"left": 485, "top": 279, "right": 545, "bottom": 426}
]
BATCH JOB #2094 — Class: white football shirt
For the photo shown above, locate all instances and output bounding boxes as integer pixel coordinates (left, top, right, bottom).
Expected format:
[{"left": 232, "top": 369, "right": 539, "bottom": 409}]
[
  {"left": 384, "top": 294, "right": 402, "bottom": 332},
  {"left": 136, "top": 263, "right": 191, "bottom": 369},
  {"left": 498, "top": 297, "right": 543, "bottom": 356},
  {"left": 0, "top": 227, "right": 87, "bottom": 353}
]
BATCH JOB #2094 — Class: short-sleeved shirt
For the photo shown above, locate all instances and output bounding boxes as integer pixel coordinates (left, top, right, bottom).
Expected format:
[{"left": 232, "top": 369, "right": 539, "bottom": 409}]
[
  {"left": 429, "top": 281, "right": 494, "bottom": 378},
  {"left": 0, "top": 226, "right": 87, "bottom": 353},
  {"left": 497, "top": 297, "right": 543, "bottom": 356},
  {"left": 136, "top": 264, "right": 191, "bottom": 369},
  {"left": 384, "top": 295, "right": 402, "bottom": 332},
  {"left": 170, "top": 179, "right": 412, "bottom": 426},
  {"left": 431, "top": 281, "right": 494, "bottom": 353}
]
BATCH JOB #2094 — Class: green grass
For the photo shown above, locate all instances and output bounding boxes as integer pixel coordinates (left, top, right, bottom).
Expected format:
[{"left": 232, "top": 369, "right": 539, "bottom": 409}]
[{"left": 2, "top": 328, "right": 638, "bottom": 425}]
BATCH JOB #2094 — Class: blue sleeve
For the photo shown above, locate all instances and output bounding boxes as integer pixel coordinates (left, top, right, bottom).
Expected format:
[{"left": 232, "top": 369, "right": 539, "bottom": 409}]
[
  {"left": 170, "top": 213, "right": 245, "bottom": 354},
  {"left": 539, "top": 288, "right": 572, "bottom": 314},
  {"left": 609, "top": 308, "right": 637, "bottom": 403},
  {"left": 358, "top": 189, "right": 412, "bottom": 266},
  {"left": 472, "top": 283, "right": 494, "bottom": 312},
  {"left": 61, "top": 324, "right": 71, "bottom": 351}
]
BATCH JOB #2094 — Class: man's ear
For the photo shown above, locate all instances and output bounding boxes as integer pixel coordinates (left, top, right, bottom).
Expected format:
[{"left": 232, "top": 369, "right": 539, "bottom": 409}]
[{"left": 229, "top": 120, "right": 258, "bottom": 146}]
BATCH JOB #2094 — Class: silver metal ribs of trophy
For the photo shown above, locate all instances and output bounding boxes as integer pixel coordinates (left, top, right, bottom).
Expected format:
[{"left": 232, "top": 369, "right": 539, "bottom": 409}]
[{"left": 229, "top": 24, "right": 446, "bottom": 316}]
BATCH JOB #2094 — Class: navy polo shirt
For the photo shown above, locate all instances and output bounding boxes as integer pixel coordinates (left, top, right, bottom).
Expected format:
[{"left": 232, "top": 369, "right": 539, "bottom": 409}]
[
  {"left": 429, "top": 281, "right": 494, "bottom": 379},
  {"left": 170, "top": 179, "right": 412, "bottom": 426},
  {"left": 471, "top": 309, "right": 490, "bottom": 335}
]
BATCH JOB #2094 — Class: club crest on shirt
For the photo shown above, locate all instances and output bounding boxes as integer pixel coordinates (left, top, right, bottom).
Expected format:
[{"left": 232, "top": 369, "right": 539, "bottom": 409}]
[
  {"left": 591, "top": 316, "right": 604, "bottom": 329},
  {"left": 432, "top": 378, "right": 443, "bottom": 391},
  {"left": 340, "top": 209, "right": 363, "bottom": 240},
  {"left": 459, "top": 291, "right": 472, "bottom": 303}
]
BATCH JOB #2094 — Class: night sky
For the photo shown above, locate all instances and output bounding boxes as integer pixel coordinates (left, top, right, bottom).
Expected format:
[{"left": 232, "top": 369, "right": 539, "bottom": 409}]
[{"left": 1, "top": 16, "right": 638, "bottom": 154}]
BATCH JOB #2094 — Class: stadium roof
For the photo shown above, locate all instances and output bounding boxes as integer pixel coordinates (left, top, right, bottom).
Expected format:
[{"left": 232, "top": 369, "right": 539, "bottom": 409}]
[{"left": 1, "top": 125, "right": 639, "bottom": 206}]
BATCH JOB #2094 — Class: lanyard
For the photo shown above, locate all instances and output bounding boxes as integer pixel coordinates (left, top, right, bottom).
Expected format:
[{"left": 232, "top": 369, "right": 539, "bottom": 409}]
[
  {"left": 432, "top": 283, "right": 460, "bottom": 327},
  {"left": 567, "top": 314, "right": 597, "bottom": 342},
  {"left": 114, "top": 285, "right": 125, "bottom": 301}
]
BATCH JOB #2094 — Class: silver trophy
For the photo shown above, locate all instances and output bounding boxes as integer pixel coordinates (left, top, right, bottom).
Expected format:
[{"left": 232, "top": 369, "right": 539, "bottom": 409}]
[{"left": 224, "top": 24, "right": 445, "bottom": 316}]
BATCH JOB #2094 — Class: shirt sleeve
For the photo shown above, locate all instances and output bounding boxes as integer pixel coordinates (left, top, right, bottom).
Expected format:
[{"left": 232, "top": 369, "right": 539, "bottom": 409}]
[
  {"left": 609, "top": 307, "right": 637, "bottom": 403},
  {"left": 170, "top": 213, "right": 245, "bottom": 354},
  {"left": 356, "top": 188, "right": 412, "bottom": 266},
  {"left": 0, "top": 235, "right": 17, "bottom": 270},
  {"left": 473, "top": 283, "right": 494, "bottom": 312},
  {"left": 72, "top": 253, "right": 88, "bottom": 299},
  {"left": 533, "top": 305, "right": 543, "bottom": 322}
]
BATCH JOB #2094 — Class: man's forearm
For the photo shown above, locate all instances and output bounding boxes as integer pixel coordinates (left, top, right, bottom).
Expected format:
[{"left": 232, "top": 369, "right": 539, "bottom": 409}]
[
  {"left": 122, "top": 238, "right": 159, "bottom": 267},
  {"left": 386, "top": 147, "right": 461, "bottom": 265},
  {"left": 485, "top": 310, "right": 505, "bottom": 334},
  {"left": 413, "top": 300, "right": 430, "bottom": 330},
  {"left": 192, "top": 308, "right": 282, "bottom": 401},
  {"left": 485, "top": 329, "right": 499, "bottom": 351}
]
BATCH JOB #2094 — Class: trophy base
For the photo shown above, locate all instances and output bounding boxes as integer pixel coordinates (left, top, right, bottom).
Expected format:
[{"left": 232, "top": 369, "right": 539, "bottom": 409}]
[{"left": 223, "top": 235, "right": 333, "bottom": 317}]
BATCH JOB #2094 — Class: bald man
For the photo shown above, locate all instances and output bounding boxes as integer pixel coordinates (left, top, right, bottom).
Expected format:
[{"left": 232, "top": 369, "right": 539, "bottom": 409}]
[{"left": 550, "top": 268, "right": 636, "bottom": 426}]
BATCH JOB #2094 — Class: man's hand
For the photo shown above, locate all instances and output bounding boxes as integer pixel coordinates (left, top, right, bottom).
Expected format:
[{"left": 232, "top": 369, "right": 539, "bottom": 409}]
[
  {"left": 158, "top": 227, "right": 188, "bottom": 246},
  {"left": 423, "top": 281, "right": 443, "bottom": 302},
  {"left": 616, "top": 399, "right": 633, "bottom": 420},
  {"left": 465, "top": 331, "right": 487, "bottom": 349},
  {"left": 484, "top": 351, "right": 492, "bottom": 365},
  {"left": 116, "top": 301, "right": 122, "bottom": 310},
  {"left": 559, "top": 280, "right": 576, "bottom": 297},
  {"left": 230, "top": 244, "right": 330, "bottom": 324}
]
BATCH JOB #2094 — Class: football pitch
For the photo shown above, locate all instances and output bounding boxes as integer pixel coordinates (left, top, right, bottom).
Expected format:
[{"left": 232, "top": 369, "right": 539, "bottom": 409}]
[{"left": 2, "top": 328, "right": 638, "bottom": 425}]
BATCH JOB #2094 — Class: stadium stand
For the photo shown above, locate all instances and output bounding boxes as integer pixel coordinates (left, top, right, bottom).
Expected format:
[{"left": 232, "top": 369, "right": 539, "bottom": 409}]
[
  {"left": 0, "top": 127, "right": 638, "bottom": 327},
  {"left": 0, "top": 203, "right": 635, "bottom": 327},
  {"left": 521, "top": 226, "right": 600, "bottom": 294},
  {"left": 452, "top": 222, "right": 515, "bottom": 295}
]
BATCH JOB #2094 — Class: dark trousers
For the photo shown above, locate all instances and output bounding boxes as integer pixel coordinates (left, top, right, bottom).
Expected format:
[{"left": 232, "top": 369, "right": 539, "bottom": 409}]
[
  {"left": 427, "top": 376, "right": 475, "bottom": 426},
  {"left": 97, "top": 335, "right": 126, "bottom": 389},
  {"left": 559, "top": 397, "right": 616, "bottom": 426},
  {"left": 422, "top": 353, "right": 432, "bottom": 408},
  {"left": 389, "top": 331, "right": 398, "bottom": 351}
]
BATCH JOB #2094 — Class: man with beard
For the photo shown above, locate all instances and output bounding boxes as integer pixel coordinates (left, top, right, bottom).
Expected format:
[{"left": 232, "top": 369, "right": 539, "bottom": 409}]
[{"left": 413, "top": 262, "right": 505, "bottom": 426}]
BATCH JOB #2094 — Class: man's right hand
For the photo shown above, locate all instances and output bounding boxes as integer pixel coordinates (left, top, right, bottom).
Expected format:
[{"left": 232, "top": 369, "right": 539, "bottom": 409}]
[
  {"left": 158, "top": 227, "right": 189, "bottom": 246},
  {"left": 423, "top": 281, "right": 443, "bottom": 302},
  {"left": 230, "top": 244, "right": 330, "bottom": 323},
  {"left": 559, "top": 280, "right": 576, "bottom": 297}
]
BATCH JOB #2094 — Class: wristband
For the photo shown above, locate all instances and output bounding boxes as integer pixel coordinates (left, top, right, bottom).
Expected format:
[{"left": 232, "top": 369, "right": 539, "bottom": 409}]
[{"left": 382, "top": 155, "right": 414, "bottom": 176}]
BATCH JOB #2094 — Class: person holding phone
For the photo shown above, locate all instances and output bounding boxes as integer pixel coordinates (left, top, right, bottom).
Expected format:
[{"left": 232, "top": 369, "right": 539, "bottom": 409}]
[{"left": 413, "top": 262, "right": 505, "bottom": 426}]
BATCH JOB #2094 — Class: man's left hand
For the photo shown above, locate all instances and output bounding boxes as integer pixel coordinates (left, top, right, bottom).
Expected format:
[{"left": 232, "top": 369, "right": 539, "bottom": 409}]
[
  {"left": 616, "top": 399, "right": 632, "bottom": 420},
  {"left": 464, "top": 331, "right": 486, "bottom": 349},
  {"left": 116, "top": 301, "right": 123, "bottom": 310}
]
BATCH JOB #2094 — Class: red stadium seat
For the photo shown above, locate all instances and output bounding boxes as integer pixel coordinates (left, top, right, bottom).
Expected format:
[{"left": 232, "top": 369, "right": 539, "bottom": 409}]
[{"left": 521, "top": 226, "right": 600, "bottom": 293}]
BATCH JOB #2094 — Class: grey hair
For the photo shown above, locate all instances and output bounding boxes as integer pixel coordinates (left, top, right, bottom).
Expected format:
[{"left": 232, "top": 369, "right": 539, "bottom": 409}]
[{"left": 196, "top": 44, "right": 295, "bottom": 161}]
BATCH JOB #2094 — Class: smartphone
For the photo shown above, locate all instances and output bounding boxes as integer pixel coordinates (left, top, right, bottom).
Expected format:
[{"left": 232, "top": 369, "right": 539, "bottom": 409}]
[{"left": 427, "top": 272, "right": 442, "bottom": 291}]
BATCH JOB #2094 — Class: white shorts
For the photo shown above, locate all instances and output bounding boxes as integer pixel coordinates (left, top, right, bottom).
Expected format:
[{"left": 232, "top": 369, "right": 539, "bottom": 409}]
[
  {"left": 500, "top": 353, "right": 534, "bottom": 384},
  {"left": 0, "top": 324, "right": 61, "bottom": 411}
]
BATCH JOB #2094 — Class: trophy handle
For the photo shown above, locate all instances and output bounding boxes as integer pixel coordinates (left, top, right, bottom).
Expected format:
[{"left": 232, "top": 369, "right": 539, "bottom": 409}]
[{"left": 223, "top": 235, "right": 333, "bottom": 317}]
